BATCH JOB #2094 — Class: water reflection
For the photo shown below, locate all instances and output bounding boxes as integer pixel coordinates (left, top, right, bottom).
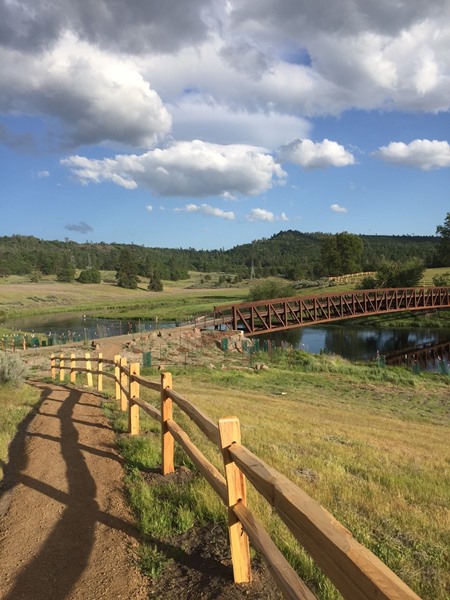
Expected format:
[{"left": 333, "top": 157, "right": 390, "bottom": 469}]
[
  {"left": 3, "top": 314, "right": 176, "bottom": 345},
  {"left": 257, "top": 325, "right": 450, "bottom": 362}
]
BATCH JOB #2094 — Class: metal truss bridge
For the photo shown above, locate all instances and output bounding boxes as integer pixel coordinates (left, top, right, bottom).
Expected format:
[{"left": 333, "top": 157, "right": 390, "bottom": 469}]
[{"left": 210, "top": 287, "right": 450, "bottom": 336}]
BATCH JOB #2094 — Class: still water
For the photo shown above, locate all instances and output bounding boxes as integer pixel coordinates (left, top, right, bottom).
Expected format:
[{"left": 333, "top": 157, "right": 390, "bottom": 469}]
[
  {"left": 3, "top": 313, "right": 176, "bottom": 343},
  {"left": 256, "top": 326, "right": 450, "bottom": 362},
  {"left": 4, "top": 313, "right": 450, "bottom": 362}
]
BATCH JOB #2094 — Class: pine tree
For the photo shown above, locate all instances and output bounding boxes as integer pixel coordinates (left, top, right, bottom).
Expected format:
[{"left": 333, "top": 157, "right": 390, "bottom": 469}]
[
  {"left": 116, "top": 249, "right": 139, "bottom": 289},
  {"left": 436, "top": 212, "right": 450, "bottom": 266}
]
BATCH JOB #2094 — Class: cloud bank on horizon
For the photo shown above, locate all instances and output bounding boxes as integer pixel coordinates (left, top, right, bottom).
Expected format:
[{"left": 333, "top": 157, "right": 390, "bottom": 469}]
[{"left": 1, "top": 0, "right": 449, "bottom": 247}]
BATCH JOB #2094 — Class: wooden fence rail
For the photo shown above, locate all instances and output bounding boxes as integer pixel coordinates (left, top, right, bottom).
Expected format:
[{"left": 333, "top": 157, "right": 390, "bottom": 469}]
[{"left": 50, "top": 353, "right": 421, "bottom": 600}]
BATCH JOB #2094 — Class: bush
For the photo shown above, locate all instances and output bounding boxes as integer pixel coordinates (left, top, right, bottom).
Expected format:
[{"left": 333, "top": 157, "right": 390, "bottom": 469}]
[
  {"left": 0, "top": 353, "right": 29, "bottom": 384},
  {"left": 360, "top": 259, "right": 426, "bottom": 289},
  {"left": 432, "top": 272, "right": 450, "bottom": 287},
  {"left": 77, "top": 268, "right": 102, "bottom": 284},
  {"left": 293, "top": 278, "right": 329, "bottom": 289},
  {"left": 248, "top": 279, "right": 296, "bottom": 301}
]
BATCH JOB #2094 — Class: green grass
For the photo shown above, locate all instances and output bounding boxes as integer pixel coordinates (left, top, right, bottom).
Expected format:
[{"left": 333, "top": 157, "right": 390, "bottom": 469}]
[
  {"left": 100, "top": 353, "right": 450, "bottom": 599},
  {"left": 1, "top": 267, "right": 448, "bottom": 326},
  {"left": 0, "top": 382, "right": 41, "bottom": 483}
]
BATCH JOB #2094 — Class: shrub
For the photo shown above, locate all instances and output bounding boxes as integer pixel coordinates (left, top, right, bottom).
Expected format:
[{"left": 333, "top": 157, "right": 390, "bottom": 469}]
[
  {"left": 0, "top": 353, "right": 29, "bottom": 384},
  {"left": 248, "top": 278, "right": 296, "bottom": 301},
  {"left": 432, "top": 272, "right": 450, "bottom": 287},
  {"left": 77, "top": 268, "right": 102, "bottom": 283}
]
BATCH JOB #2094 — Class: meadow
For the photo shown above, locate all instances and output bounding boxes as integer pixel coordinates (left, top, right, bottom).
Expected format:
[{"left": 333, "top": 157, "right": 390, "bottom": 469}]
[
  {"left": 101, "top": 352, "right": 449, "bottom": 600},
  {"left": 1, "top": 267, "right": 448, "bottom": 324},
  {"left": 1, "top": 268, "right": 449, "bottom": 598}
]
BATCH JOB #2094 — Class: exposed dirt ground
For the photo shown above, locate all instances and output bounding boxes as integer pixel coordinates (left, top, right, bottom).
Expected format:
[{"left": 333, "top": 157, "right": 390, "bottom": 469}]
[
  {"left": 0, "top": 332, "right": 283, "bottom": 599},
  {"left": 0, "top": 381, "right": 150, "bottom": 600}
]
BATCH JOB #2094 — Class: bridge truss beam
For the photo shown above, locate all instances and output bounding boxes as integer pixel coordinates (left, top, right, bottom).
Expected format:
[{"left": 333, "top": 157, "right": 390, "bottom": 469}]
[{"left": 214, "top": 287, "right": 450, "bottom": 336}]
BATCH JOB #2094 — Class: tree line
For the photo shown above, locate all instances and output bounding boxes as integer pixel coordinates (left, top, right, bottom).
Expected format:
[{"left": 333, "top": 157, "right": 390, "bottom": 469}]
[{"left": 0, "top": 215, "right": 449, "bottom": 287}]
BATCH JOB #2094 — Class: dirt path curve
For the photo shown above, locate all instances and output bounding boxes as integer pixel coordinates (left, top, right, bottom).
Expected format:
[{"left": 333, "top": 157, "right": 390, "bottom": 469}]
[{"left": 0, "top": 381, "right": 149, "bottom": 600}]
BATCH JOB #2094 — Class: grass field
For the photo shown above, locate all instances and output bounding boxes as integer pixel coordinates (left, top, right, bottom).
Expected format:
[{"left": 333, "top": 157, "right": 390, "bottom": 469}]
[
  {"left": 1, "top": 268, "right": 448, "bottom": 326},
  {"left": 1, "top": 266, "right": 449, "bottom": 598},
  {"left": 100, "top": 351, "right": 450, "bottom": 600}
]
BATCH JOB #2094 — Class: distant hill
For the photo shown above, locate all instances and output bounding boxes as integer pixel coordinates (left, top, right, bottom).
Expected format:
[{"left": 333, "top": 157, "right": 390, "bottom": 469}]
[{"left": 0, "top": 231, "right": 440, "bottom": 280}]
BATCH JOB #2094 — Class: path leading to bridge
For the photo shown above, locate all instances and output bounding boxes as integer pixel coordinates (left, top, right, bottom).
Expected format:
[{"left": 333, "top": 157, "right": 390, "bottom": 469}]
[{"left": 0, "top": 381, "right": 149, "bottom": 600}]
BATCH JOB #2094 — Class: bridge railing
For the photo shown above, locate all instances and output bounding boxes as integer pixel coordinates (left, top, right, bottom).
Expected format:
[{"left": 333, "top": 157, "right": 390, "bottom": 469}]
[
  {"left": 214, "top": 286, "right": 450, "bottom": 335},
  {"left": 50, "top": 352, "right": 421, "bottom": 600}
]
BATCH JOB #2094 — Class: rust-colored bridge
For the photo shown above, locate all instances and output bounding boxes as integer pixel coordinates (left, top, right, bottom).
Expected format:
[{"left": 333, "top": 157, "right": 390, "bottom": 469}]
[{"left": 211, "top": 287, "right": 450, "bottom": 336}]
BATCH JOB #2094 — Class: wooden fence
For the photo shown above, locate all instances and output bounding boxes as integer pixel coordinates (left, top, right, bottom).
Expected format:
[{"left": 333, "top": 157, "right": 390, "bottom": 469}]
[{"left": 50, "top": 352, "right": 421, "bottom": 600}]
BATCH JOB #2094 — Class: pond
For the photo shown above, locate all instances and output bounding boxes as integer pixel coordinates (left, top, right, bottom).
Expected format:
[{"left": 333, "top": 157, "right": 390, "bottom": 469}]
[
  {"left": 3, "top": 313, "right": 450, "bottom": 365},
  {"left": 256, "top": 323, "right": 450, "bottom": 362},
  {"left": 2, "top": 313, "right": 177, "bottom": 344}
]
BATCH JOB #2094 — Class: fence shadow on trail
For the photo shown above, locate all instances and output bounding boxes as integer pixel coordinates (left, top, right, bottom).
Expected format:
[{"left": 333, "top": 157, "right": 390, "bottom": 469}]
[{"left": 50, "top": 352, "right": 422, "bottom": 600}]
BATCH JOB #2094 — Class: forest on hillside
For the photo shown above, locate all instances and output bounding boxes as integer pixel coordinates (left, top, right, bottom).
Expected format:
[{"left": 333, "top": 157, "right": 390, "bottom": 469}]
[{"left": 0, "top": 230, "right": 442, "bottom": 281}]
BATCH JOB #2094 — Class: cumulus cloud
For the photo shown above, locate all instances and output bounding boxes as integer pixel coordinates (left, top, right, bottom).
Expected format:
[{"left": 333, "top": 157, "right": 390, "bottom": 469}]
[
  {"left": 0, "top": 32, "right": 171, "bottom": 148},
  {"left": 2, "top": 0, "right": 450, "bottom": 158},
  {"left": 330, "top": 204, "right": 348, "bottom": 213},
  {"left": 279, "top": 139, "right": 355, "bottom": 169},
  {"left": 374, "top": 139, "right": 450, "bottom": 170},
  {"left": 247, "top": 208, "right": 289, "bottom": 222},
  {"left": 0, "top": 0, "right": 211, "bottom": 54},
  {"left": 146, "top": 204, "right": 153, "bottom": 212},
  {"left": 65, "top": 221, "right": 93, "bottom": 233},
  {"left": 175, "top": 203, "right": 235, "bottom": 220},
  {"left": 62, "top": 140, "right": 286, "bottom": 197},
  {"left": 169, "top": 99, "right": 311, "bottom": 149}
]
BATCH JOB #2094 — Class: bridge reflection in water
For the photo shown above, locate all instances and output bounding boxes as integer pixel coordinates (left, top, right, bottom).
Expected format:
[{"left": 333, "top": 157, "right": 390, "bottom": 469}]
[{"left": 213, "top": 287, "right": 450, "bottom": 335}]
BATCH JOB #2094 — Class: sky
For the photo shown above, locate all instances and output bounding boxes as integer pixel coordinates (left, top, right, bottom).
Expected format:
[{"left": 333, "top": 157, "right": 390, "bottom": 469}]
[{"left": 1, "top": 0, "right": 449, "bottom": 250}]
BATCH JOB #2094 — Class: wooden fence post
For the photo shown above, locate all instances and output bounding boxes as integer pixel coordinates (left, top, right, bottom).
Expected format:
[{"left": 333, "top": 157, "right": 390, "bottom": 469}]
[
  {"left": 161, "top": 372, "right": 174, "bottom": 475},
  {"left": 85, "top": 353, "right": 93, "bottom": 387},
  {"left": 218, "top": 417, "right": 251, "bottom": 584},
  {"left": 114, "top": 354, "right": 121, "bottom": 401},
  {"left": 70, "top": 353, "right": 76, "bottom": 384},
  {"left": 128, "top": 362, "right": 140, "bottom": 435},
  {"left": 59, "top": 353, "right": 65, "bottom": 382},
  {"left": 51, "top": 353, "right": 56, "bottom": 379},
  {"left": 120, "top": 357, "right": 128, "bottom": 411},
  {"left": 97, "top": 353, "right": 103, "bottom": 392}
]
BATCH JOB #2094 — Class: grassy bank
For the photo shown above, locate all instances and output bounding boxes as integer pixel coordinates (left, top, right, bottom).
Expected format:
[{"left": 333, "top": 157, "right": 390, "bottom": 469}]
[
  {"left": 103, "top": 353, "right": 449, "bottom": 600},
  {"left": 0, "top": 382, "right": 41, "bottom": 484},
  {"left": 0, "top": 267, "right": 448, "bottom": 326},
  {"left": 0, "top": 274, "right": 248, "bottom": 322}
]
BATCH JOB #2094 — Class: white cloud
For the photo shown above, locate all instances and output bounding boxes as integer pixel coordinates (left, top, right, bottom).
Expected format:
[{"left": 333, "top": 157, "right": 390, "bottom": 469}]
[
  {"left": 279, "top": 139, "right": 355, "bottom": 169},
  {"left": 0, "top": 32, "right": 171, "bottom": 147},
  {"left": 247, "top": 208, "right": 275, "bottom": 222},
  {"left": 247, "top": 208, "right": 290, "bottom": 222},
  {"left": 374, "top": 139, "right": 450, "bottom": 170},
  {"left": 175, "top": 203, "right": 235, "bottom": 220},
  {"left": 37, "top": 170, "right": 50, "bottom": 178},
  {"left": 146, "top": 204, "right": 153, "bottom": 212},
  {"left": 1, "top": 0, "right": 450, "bottom": 162},
  {"left": 168, "top": 98, "right": 311, "bottom": 149},
  {"left": 62, "top": 140, "right": 286, "bottom": 197},
  {"left": 330, "top": 204, "right": 348, "bottom": 213}
]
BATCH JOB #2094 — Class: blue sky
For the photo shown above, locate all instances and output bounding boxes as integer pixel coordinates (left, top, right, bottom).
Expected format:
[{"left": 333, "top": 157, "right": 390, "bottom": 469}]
[{"left": 1, "top": 1, "right": 449, "bottom": 250}]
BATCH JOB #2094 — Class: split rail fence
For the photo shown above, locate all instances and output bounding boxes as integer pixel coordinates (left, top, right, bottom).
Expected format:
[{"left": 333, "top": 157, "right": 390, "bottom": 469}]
[{"left": 50, "top": 352, "right": 421, "bottom": 600}]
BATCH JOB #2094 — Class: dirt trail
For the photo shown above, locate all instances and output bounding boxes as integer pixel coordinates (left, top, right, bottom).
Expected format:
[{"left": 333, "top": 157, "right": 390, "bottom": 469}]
[{"left": 0, "top": 381, "right": 149, "bottom": 600}]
